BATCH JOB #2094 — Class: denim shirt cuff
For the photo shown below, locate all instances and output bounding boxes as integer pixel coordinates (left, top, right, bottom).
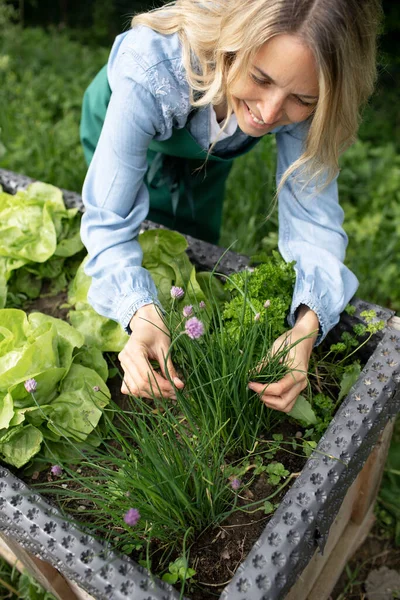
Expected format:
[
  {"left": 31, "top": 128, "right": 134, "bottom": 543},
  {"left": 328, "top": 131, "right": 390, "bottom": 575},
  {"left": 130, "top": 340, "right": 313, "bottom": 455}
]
[
  {"left": 116, "top": 290, "right": 164, "bottom": 334},
  {"left": 288, "top": 281, "right": 337, "bottom": 346}
]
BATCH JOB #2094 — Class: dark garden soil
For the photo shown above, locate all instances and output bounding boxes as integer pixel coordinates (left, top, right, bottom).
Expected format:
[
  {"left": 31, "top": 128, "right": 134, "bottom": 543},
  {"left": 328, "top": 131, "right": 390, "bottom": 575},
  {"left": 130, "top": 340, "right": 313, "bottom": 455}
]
[
  {"left": 24, "top": 284, "right": 69, "bottom": 321},
  {"left": 187, "top": 428, "right": 303, "bottom": 599}
]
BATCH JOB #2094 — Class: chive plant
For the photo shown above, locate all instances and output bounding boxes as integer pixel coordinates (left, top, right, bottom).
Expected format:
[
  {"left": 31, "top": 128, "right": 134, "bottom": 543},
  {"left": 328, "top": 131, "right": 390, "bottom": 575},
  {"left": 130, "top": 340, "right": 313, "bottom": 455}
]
[
  {"left": 32, "top": 266, "right": 384, "bottom": 576},
  {"left": 36, "top": 279, "right": 297, "bottom": 565}
]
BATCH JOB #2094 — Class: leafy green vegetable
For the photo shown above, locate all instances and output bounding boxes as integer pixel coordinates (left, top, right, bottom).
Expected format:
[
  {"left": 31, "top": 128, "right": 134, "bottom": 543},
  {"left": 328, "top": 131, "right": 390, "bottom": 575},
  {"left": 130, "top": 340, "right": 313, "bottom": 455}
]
[
  {"left": 265, "top": 462, "right": 290, "bottom": 486},
  {"left": 288, "top": 395, "right": 318, "bottom": 425},
  {"left": 69, "top": 306, "right": 129, "bottom": 352},
  {"left": 222, "top": 251, "right": 296, "bottom": 343},
  {"left": 162, "top": 557, "right": 196, "bottom": 585},
  {"left": 0, "top": 424, "right": 43, "bottom": 469},
  {"left": 140, "top": 229, "right": 205, "bottom": 306},
  {"left": 0, "top": 182, "right": 83, "bottom": 306},
  {"left": 0, "top": 308, "right": 110, "bottom": 467}
]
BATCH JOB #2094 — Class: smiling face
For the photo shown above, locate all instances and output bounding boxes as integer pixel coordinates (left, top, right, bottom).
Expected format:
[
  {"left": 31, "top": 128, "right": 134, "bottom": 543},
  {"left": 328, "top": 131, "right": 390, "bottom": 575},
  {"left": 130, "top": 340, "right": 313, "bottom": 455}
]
[{"left": 229, "top": 34, "right": 319, "bottom": 136}]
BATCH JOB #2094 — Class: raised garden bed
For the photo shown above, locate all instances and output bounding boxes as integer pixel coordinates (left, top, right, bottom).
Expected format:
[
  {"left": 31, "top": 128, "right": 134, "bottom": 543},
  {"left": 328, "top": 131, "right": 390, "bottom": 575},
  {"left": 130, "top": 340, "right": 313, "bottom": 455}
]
[{"left": 0, "top": 168, "right": 399, "bottom": 600}]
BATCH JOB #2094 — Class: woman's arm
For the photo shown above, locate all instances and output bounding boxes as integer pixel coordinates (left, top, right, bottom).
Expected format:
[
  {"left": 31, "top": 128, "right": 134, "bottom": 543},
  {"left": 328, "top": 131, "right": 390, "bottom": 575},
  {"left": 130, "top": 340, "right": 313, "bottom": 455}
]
[
  {"left": 81, "top": 53, "right": 185, "bottom": 397},
  {"left": 249, "top": 123, "right": 358, "bottom": 412},
  {"left": 276, "top": 123, "right": 359, "bottom": 343},
  {"left": 81, "top": 73, "right": 161, "bottom": 330}
]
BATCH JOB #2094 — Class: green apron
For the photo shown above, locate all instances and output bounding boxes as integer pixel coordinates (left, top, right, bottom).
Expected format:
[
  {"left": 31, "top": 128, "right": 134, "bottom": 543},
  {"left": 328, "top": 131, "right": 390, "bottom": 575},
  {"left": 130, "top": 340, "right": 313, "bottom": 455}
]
[{"left": 80, "top": 65, "right": 261, "bottom": 244}]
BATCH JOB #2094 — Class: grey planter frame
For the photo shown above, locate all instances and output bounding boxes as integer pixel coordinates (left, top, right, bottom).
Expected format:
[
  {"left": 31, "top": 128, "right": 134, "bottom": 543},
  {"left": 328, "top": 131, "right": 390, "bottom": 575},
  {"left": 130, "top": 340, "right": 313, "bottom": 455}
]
[{"left": 0, "top": 167, "right": 399, "bottom": 600}]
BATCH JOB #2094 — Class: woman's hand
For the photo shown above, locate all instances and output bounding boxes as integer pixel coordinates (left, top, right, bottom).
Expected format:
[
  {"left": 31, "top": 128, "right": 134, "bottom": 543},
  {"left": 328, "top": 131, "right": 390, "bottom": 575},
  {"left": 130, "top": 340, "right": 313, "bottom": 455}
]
[
  {"left": 118, "top": 303, "right": 185, "bottom": 398},
  {"left": 248, "top": 306, "right": 319, "bottom": 413}
]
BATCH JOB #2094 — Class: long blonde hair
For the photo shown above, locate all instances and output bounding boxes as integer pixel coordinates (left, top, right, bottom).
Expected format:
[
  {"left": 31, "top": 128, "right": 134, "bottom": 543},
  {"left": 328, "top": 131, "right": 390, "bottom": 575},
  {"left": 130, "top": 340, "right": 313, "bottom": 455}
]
[{"left": 132, "top": 0, "right": 382, "bottom": 188}]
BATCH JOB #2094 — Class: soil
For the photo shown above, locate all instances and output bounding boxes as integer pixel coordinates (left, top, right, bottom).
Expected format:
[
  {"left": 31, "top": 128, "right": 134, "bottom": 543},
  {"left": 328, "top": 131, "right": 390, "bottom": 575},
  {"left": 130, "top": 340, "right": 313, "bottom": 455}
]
[
  {"left": 187, "top": 422, "right": 304, "bottom": 599},
  {"left": 24, "top": 284, "right": 69, "bottom": 321}
]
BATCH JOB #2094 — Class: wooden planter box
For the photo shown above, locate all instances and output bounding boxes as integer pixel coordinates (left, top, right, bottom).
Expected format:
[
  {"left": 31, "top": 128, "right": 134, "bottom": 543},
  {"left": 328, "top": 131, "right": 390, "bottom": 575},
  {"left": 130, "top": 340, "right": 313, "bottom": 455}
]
[{"left": 0, "top": 168, "right": 399, "bottom": 600}]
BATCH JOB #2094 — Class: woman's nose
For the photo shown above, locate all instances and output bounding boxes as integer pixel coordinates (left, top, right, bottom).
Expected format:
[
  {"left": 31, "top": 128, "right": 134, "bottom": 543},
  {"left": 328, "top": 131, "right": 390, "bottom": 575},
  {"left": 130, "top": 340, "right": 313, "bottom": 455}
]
[{"left": 257, "top": 94, "right": 284, "bottom": 125}]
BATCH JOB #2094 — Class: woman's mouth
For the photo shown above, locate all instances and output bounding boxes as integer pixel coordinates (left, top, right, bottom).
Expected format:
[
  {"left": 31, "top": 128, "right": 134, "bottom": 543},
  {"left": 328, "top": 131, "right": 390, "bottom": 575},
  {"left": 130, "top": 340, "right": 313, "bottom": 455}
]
[
  {"left": 245, "top": 103, "right": 265, "bottom": 125},
  {"left": 243, "top": 101, "right": 278, "bottom": 129}
]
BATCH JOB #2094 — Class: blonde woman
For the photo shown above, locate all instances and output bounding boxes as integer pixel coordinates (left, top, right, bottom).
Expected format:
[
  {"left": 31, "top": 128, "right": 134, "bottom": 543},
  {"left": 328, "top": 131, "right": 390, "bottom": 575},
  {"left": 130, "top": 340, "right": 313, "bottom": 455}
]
[{"left": 80, "top": 0, "right": 381, "bottom": 412}]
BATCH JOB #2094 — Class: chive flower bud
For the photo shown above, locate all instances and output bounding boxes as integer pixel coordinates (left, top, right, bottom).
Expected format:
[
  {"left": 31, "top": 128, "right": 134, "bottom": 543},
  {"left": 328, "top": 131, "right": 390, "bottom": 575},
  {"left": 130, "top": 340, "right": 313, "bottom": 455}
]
[
  {"left": 170, "top": 286, "right": 185, "bottom": 300},
  {"left": 24, "top": 378, "right": 37, "bottom": 393},
  {"left": 182, "top": 305, "right": 193, "bottom": 318},
  {"left": 185, "top": 317, "right": 205, "bottom": 339},
  {"left": 124, "top": 508, "right": 141, "bottom": 526},
  {"left": 51, "top": 465, "right": 63, "bottom": 477}
]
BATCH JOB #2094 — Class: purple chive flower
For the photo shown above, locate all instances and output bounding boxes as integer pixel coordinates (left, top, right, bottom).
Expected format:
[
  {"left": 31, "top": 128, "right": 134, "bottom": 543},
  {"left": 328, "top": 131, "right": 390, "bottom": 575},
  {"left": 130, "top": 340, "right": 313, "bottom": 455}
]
[
  {"left": 170, "top": 286, "right": 185, "bottom": 300},
  {"left": 51, "top": 465, "right": 63, "bottom": 477},
  {"left": 231, "top": 478, "right": 241, "bottom": 491},
  {"left": 199, "top": 300, "right": 206, "bottom": 309},
  {"left": 182, "top": 305, "right": 193, "bottom": 318},
  {"left": 185, "top": 317, "right": 205, "bottom": 340},
  {"left": 124, "top": 508, "right": 141, "bottom": 527},
  {"left": 24, "top": 378, "right": 37, "bottom": 393},
  {"left": 93, "top": 386, "right": 100, "bottom": 392},
  {"left": 264, "top": 300, "right": 271, "bottom": 308},
  {"left": 254, "top": 312, "right": 261, "bottom": 321}
]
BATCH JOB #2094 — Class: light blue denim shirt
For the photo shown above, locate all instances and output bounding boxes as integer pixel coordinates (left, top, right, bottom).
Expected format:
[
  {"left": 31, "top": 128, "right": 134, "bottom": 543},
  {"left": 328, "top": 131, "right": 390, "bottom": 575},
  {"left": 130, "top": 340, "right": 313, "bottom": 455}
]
[{"left": 81, "top": 26, "right": 359, "bottom": 343}]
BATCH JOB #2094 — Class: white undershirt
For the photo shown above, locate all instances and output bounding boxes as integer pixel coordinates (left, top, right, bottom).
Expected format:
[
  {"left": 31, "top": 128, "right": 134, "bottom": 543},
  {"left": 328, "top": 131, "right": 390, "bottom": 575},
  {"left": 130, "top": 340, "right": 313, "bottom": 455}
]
[{"left": 209, "top": 106, "right": 238, "bottom": 144}]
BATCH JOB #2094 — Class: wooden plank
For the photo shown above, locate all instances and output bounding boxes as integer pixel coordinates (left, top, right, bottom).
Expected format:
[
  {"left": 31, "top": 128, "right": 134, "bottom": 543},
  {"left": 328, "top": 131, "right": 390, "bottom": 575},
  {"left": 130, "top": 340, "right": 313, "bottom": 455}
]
[
  {"left": 0, "top": 536, "right": 25, "bottom": 572},
  {"left": 388, "top": 316, "right": 400, "bottom": 331},
  {"left": 0, "top": 532, "right": 80, "bottom": 600},
  {"left": 307, "top": 504, "right": 375, "bottom": 600},
  {"left": 285, "top": 421, "right": 393, "bottom": 600},
  {"left": 351, "top": 420, "right": 394, "bottom": 525},
  {"left": 68, "top": 580, "right": 96, "bottom": 600}
]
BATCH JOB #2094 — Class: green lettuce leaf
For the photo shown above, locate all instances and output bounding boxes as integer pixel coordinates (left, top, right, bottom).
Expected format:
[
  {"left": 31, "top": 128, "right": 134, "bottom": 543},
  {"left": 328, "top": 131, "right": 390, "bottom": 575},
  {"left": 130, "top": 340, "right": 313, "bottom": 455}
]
[
  {"left": 73, "top": 345, "right": 109, "bottom": 382},
  {"left": 44, "top": 364, "right": 110, "bottom": 442},
  {"left": 69, "top": 305, "right": 129, "bottom": 352},
  {"left": 67, "top": 255, "right": 90, "bottom": 305},
  {"left": 0, "top": 424, "right": 43, "bottom": 468},
  {"left": 288, "top": 395, "right": 318, "bottom": 425},
  {"left": 0, "top": 392, "right": 14, "bottom": 429}
]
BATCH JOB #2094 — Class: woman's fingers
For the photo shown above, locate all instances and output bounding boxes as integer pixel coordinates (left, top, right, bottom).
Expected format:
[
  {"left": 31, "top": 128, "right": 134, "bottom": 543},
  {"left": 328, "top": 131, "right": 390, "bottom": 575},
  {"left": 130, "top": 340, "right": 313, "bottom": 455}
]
[
  {"left": 260, "top": 379, "right": 307, "bottom": 413},
  {"left": 119, "top": 303, "right": 183, "bottom": 399},
  {"left": 156, "top": 347, "right": 185, "bottom": 390},
  {"left": 248, "top": 369, "right": 308, "bottom": 413},
  {"left": 119, "top": 347, "right": 176, "bottom": 399}
]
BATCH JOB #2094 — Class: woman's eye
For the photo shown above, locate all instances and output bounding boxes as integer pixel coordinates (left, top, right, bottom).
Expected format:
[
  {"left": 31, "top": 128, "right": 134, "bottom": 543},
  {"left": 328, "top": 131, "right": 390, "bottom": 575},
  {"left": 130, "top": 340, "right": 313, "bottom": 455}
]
[
  {"left": 250, "top": 74, "right": 270, "bottom": 86},
  {"left": 293, "top": 96, "right": 315, "bottom": 108}
]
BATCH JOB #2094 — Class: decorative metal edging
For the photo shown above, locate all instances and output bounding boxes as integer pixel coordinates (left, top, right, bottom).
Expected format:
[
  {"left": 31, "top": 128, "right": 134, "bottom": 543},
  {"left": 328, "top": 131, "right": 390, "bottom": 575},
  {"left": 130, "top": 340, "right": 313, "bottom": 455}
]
[
  {"left": 0, "top": 470, "right": 181, "bottom": 600},
  {"left": 0, "top": 168, "right": 399, "bottom": 600}
]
